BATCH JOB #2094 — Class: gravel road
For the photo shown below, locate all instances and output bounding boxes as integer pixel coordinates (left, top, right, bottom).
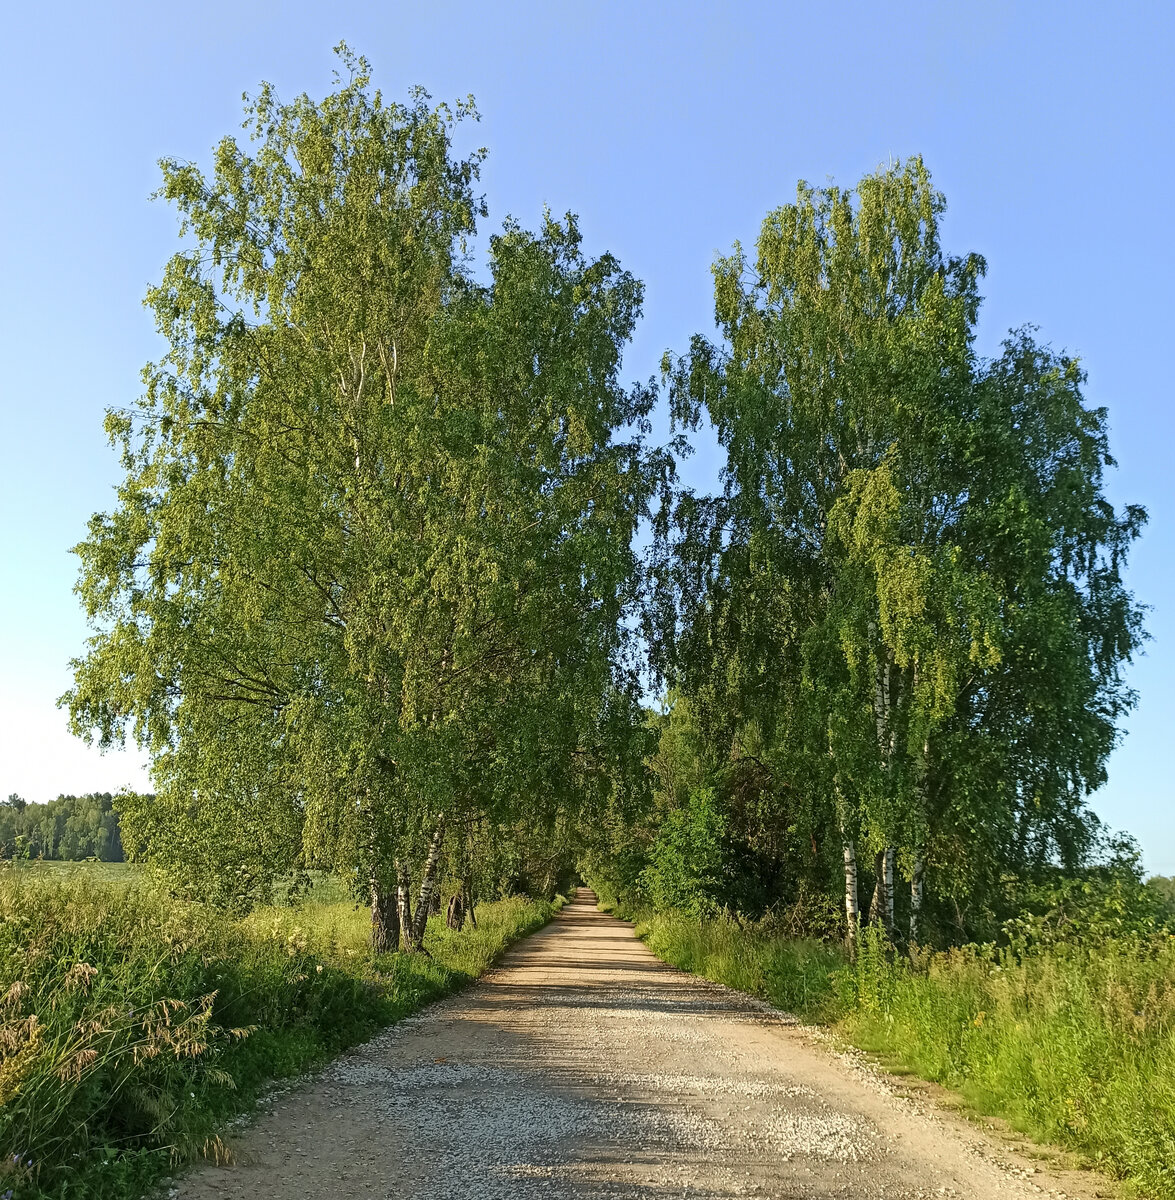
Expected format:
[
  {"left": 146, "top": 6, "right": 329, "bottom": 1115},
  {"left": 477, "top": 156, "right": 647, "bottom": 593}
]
[{"left": 173, "top": 889, "right": 1109, "bottom": 1200}]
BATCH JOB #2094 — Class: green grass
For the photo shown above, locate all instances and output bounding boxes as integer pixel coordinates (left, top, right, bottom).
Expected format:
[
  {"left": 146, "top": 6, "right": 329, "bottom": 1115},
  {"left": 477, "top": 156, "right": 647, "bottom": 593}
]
[
  {"left": 598, "top": 891, "right": 1175, "bottom": 1200},
  {"left": 843, "top": 929, "right": 1175, "bottom": 1200},
  {"left": 1, "top": 861, "right": 141, "bottom": 885},
  {"left": 0, "top": 865, "right": 562, "bottom": 1199}
]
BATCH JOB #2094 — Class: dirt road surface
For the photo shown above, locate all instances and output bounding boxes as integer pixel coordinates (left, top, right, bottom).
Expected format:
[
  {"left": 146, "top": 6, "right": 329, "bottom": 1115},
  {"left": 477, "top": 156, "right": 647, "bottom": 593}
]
[{"left": 174, "top": 889, "right": 1108, "bottom": 1200}]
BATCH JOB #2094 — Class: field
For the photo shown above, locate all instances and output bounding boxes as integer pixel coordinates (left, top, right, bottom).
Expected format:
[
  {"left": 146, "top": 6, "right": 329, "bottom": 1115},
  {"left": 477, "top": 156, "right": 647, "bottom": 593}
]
[
  {"left": 0, "top": 862, "right": 562, "bottom": 1200},
  {"left": 0, "top": 862, "right": 141, "bottom": 885},
  {"left": 598, "top": 896, "right": 1175, "bottom": 1200}
]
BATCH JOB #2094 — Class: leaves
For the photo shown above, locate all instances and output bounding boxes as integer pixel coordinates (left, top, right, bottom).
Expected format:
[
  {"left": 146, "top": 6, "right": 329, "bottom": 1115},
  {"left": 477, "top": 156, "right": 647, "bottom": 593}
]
[{"left": 65, "top": 50, "right": 655, "bottom": 921}]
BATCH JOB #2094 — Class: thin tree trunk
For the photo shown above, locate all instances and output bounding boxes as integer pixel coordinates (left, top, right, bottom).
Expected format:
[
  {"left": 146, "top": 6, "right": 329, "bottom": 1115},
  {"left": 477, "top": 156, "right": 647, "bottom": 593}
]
[
  {"left": 868, "top": 848, "right": 895, "bottom": 937},
  {"left": 910, "top": 731, "right": 929, "bottom": 946},
  {"left": 868, "top": 850, "right": 884, "bottom": 924},
  {"left": 370, "top": 873, "right": 393, "bottom": 953},
  {"left": 910, "top": 855, "right": 925, "bottom": 944},
  {"left": 411, "top": 817, "right": 447, "bottom": 946},
  {"left": 843, "top": 839, "right": 859, "bottom": 955},
  {"left": 396, "top": 859, "right": 414, "bottom": 950},
  {"left": 882, "top": 846, "right": 895, "bottom": 938},
  {"left": 464, "top": 880, "right": 477, "bottom": 929}
]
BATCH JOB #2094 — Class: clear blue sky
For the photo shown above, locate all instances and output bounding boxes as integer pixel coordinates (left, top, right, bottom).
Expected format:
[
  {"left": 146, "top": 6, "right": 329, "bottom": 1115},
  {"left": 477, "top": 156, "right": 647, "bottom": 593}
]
[{"left": 1, "top": 1, "right": 1171, "bottom": 871}]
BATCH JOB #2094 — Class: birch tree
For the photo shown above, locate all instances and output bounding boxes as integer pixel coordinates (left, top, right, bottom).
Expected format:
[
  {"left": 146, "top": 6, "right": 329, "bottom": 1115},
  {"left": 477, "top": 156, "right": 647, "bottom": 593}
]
[
  {"left": 65, "top": 48, "right": 654, "bottom": 942},
  {"left": 658, "top": 157, "right": 1144, "bottom": 945}
]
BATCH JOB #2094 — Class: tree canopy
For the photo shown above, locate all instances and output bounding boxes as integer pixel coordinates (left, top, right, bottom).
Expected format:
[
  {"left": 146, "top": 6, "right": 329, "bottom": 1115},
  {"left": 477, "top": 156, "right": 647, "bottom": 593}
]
[
  {"left": 66, "top": 47, "right": 656, "bottom": 936},
  {"left": 65, "top": 53, "right": 1146, "bottom": 950},
  {"left": 642, "top": 158, "right": 1146, "bottom": 944}
]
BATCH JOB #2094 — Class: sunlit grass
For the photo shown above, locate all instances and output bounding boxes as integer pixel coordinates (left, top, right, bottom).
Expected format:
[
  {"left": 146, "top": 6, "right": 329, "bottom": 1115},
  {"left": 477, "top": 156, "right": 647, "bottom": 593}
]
[
  {"left": 0, "top": 866, "right": 560, "bottom": 1199},
  {"left": 1, "top": 860, "right": 141, "bottom": 885}
]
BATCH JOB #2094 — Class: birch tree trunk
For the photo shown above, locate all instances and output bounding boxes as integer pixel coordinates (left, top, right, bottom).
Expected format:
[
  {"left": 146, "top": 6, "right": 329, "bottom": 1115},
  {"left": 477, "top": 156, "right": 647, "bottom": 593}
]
[
  {"left": 843, "top": 840, "right": 859, "bottom": 955},
  {"left": 868, "top": 848, "right": 895, "bottom": 937},
  {"left": 868, "top": 850, "right": 884, "bottom": 924},
  {"left": 882, "top": 846, "right": 895, "bottom": 938},
  {"left": 910, "top": 732, "right": 929, "bottom": 945},
  {"left": 395, "top": 859, "right": 414, "bottom": 951},
  {"left": 910, "top": 855, "right": 925, "bottom": 944},
  {"left": 410, "top": 817, "right": 447, "bottom": 946}
]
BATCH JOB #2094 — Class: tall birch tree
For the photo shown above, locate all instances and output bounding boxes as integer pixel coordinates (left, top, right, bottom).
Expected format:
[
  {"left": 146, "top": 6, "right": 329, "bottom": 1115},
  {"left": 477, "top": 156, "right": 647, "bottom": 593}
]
[
  {"left": 658, "top": 158, "right": 1144, "bottom": 945},
  {"left": 65, "top": 48, "right": 654, "bottom": 942}
]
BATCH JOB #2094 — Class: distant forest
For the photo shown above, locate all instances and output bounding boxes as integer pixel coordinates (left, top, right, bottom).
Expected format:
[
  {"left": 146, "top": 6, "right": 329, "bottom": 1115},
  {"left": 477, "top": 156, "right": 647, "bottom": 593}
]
[{"left": 0, "top": 793, "right": 126, "bottom": 862}]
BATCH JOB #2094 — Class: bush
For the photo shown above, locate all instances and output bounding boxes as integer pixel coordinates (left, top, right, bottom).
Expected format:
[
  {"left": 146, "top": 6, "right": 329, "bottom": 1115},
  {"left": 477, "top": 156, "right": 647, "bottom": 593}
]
[{"left": 640, "top": 789, "right": 730, "bottom": 918}]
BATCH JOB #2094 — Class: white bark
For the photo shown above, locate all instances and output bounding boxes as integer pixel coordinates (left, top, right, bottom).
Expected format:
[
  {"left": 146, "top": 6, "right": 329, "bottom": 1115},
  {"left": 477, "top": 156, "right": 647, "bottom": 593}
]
[
  {"left": 396, "top": 859, "right": 413, "bottom": 950},
  {"left": 910, "top": 731, "right": 929, "bottom": 945},
  {"left": 843, "top": 840, "right": 859, "bottom": 952},
  {"left": 882, "top": 846, "right": 895, "bottom": 938},
  {"left": 910, "top": 856, "right": 925, "bottom": 944},
  {"left": 411, "top": 817, "right": 447, "bottom": 945}
]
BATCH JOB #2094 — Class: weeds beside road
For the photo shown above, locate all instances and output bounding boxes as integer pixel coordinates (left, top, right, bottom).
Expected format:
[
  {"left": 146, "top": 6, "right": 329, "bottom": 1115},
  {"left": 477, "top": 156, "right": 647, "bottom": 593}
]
[{"left": 0, "top": 866, "right": 561, "bottom": 1200}]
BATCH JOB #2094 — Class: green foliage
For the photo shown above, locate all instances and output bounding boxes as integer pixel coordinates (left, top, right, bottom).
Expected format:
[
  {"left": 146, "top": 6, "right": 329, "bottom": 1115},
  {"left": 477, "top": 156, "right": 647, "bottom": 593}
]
[
  {"left": 1149, "top": 875, "right": 1175, "bottom": 919},
  {"left": 619, "top": 894, "right": 1175, "bottom": 1200},
  {"left": 0, "top": 866, "right": 559, "bottom": 1199},
  {"left": 841, "top": 938, "right": 1175, "bottom": 1200},
  {"left": 999, "top": 841, "right": 1172, "bottom": 952},
  {"left": 642, "top": 156, "right": 1146, "bottom": 943},
  {"left": 0, "top": 794, "right": 132, "bottom": 863},
  {"left": 641, "top": 788, "right": 729, "bottom": 917},
  {"left": 63, "top": 46, "right": 654, "bottom": 927}
]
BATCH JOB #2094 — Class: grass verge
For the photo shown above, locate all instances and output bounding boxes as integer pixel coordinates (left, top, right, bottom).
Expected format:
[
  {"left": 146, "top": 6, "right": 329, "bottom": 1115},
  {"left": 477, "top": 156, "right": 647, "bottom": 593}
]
[
  {"left": 0, "top": 866, "right": 562, "bottom": 1200},
  {"left": 595, "top": 889, "right": 1175, "bottom": 1200}
]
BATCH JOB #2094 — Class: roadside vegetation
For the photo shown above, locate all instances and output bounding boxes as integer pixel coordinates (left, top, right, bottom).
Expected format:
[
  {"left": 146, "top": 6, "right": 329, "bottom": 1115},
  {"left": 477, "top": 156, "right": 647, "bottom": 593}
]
[{"left": 0, "top": 865, "right": 561, "bottom": 1200}]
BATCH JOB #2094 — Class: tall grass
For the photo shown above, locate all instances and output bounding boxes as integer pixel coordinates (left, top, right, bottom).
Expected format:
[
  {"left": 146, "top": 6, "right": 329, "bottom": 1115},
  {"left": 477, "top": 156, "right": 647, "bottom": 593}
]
[
  {"left": 845, "top": 927, "right": 1175, "bottom": 1200},
  {"left": 601, "top": 892, "right": 1175, "bottom": 1200},
  {"left": 0, "top": 866, "right": 560, "bottom": 1200},
  {"left": 634, "top": 910, "right": 847, "bottom": 1022}
]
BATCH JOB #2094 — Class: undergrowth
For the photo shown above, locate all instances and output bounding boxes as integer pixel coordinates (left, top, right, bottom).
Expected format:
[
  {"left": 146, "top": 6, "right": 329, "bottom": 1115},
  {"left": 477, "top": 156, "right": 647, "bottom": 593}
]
[
  {"left": 0, "top": 866, "right": 561, "bottom": 1199},
  {"left": 595, "top": 885, "right": 1175, "bottom": 1200}
]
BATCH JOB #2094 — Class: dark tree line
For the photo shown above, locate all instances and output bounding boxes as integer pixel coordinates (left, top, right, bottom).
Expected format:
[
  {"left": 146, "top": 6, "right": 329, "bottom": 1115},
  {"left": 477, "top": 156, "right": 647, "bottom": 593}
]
[{"left": 0, "top": 793, "right": 127, "bottom": 862}]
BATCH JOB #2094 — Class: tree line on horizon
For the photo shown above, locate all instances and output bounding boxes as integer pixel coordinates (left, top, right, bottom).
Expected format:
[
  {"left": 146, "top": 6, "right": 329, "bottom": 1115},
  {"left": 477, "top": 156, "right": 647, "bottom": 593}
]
[
  {"left": 0, "top": 792, "right": 126, "bottom": 862},
  {"left": 63, "top": 48, "right": 1149, "bottom": 950}
]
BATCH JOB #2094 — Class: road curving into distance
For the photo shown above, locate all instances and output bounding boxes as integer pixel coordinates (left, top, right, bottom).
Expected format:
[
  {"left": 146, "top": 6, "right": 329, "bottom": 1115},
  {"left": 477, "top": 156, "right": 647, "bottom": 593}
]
[{"left": 174, "top": 889, "right": 1108, "bottom": 1200}]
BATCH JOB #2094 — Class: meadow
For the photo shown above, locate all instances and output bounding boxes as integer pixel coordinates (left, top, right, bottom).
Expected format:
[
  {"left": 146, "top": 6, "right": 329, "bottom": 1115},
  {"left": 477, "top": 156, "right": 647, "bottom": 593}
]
[
  {"left": 0, "top": 862, "right": 561, "bottom": 1199},
  {"left": 596, "top": 891, "right": 1175, "bottom": 1200}
]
